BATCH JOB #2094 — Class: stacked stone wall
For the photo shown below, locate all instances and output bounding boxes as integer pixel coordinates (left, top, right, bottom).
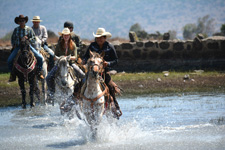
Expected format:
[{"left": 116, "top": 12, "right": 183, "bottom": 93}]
[{"left": 1, "top": 36, "right": 225, "bottom": 72}]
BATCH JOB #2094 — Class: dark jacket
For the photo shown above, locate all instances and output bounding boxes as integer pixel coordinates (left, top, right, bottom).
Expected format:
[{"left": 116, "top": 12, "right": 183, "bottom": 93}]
[{"left": 83, "top": 41, "right": 118, "bottom": 71}]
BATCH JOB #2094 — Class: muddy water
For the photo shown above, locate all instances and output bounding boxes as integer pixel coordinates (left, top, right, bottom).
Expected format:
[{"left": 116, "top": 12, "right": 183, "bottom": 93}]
[{"left": 0, "top": 93, "right": 225, "bottom": 150}]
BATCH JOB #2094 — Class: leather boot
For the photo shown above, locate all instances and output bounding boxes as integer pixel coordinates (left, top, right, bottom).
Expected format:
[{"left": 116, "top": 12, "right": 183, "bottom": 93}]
[
  {"left": 8, "top": 69, "right": 16, "bottom": 82},
  {"left": 108, "top": 80, "right": 122, "bottom": 95}
]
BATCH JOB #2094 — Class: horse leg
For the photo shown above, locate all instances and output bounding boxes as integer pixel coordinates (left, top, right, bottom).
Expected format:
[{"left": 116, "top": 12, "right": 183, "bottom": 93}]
[
  {"left": 29, "top": 76, "right": 36, "bottom": 108},
  {"left": 33, "top": 76, "right": 41, "bottom": 103},
  {"left": 18, "top": 78, "right": 26, "bottom": 109},
  {"left": 41, "top": 78, "right": 47, "bottom": 105}
]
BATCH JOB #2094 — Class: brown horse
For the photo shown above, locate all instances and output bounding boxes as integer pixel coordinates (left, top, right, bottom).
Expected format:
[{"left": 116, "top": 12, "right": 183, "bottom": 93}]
[{"left": 13, "top": 40, "right": 39, "bottom": 108}]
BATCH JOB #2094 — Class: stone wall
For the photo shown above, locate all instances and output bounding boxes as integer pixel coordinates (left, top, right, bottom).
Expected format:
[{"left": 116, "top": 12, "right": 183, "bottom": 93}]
[{"left": 1, "top": 36, "right": 225, "bottom": 72}]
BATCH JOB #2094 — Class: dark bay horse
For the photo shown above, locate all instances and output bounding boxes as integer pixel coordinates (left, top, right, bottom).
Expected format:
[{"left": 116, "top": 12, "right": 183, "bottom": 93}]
[{"left": 14, "top": 40, "right": 39, "bottom": 108}]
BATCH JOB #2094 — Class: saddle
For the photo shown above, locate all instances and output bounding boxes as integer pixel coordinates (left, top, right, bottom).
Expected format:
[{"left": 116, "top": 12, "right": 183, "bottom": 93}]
[{"left": 39, "top": 48, "right": 50, "bottom": 62}]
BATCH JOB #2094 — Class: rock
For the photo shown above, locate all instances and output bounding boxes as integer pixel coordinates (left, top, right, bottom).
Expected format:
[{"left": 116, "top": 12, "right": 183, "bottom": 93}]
[
  {"left": 194, "top": 70, "right": 204, "bottom": 74},
  {"left": 109, "top": 70, "right": 117, "bottom": 75},
  {"left": 157, "top": 78, "right": 162, "bottom": 82},
  {"left": 183, "top": 74, "right": 190, "bottom": 80},
  {"left": 129, "top": 31, "right": 139, "bottom": 42},
  {"left": 138, "top": 84, "right": 144, "bottom": 88},
  {"left": 163, "top": 32, "right": 170, "bottom": 40},
  {"left": 162, "top": 71, "right": 169, "bottom": 77}
]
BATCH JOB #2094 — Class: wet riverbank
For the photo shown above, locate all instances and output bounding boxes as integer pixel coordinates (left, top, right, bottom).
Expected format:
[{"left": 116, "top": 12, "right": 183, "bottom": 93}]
[{"left": 0, "top": 71, "right": 225, "bottom": 107}]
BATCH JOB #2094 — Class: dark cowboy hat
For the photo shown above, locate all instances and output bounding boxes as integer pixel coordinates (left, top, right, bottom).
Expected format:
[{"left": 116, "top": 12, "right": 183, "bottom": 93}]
[{"left": 14, "top": 15, "right": 28, "bottom": 24}]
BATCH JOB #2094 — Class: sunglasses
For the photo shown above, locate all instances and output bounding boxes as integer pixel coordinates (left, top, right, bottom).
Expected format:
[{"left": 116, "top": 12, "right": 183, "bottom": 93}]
[{"left": 19, "top": 20, "right": 25, "bottom": 22}]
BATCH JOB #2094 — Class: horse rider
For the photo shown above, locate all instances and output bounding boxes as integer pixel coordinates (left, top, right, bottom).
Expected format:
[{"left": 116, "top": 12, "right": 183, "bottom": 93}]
[
  {"left": 46, "top": 28, "right": 85, "bottom": 100},
  {"left": 31, "top": 16, "right": 55, "bottom": 69},
  {"left": 58, "top": 21, "right": 83, "bottom": 56},
  {"left": 82, "top": 27, "right": 122, "bottom": 118},
  {"left": 8, "top": 14, "right": 44, "bottom": 82}
]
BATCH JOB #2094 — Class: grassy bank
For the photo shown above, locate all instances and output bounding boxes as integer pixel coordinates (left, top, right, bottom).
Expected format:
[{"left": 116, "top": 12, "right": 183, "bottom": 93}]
[{"left": 0, "top": 71, "right": 225, "bottom": 107}]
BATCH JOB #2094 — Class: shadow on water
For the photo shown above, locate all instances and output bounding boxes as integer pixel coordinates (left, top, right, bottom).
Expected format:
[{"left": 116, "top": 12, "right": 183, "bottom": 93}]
[
  {"left": 32, "top": 122, "right": 58, "bottom": 129},
  {"left": 46, "top": 139, "right": 87, "bottom": 149}
]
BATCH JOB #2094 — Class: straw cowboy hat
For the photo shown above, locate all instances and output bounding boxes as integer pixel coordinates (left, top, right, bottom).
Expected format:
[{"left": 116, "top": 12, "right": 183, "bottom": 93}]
[
  {"left": 58, "top": 28, "right": 71, "bottom": 36},
  {"left": 14, "top": 15, "right": 28, "bottom": 24},
  {"left": 93, "top": 28, "right": 112, "bottom": 38},
  {"left": 31, "top": 16, "right": 42, "bottom": 22}
]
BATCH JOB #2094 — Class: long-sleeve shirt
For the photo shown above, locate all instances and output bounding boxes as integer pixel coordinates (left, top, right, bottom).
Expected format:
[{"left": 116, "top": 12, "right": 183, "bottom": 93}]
[
  {"left": 32, "top": 25, "right": 48, "bottom": 43},
  {"left": 55, "top": 42, "right": 77, "bottom": 58},
  {"left": 11, "top": 26, "right": 36, "bottom": 47},
  {"left": 83, "top": 41, "right": 118, "bottom": 70}
]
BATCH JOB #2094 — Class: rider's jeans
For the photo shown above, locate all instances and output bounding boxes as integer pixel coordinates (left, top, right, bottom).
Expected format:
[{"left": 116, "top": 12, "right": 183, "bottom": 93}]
[
  {"left": 71, "top": 64, "right": 85, "bottom": 78},
  {"left": 43, "top": 45, "right": 55, "bottom": 68},
  {"left": 7, "top": 45, "right": 43, "bottom": 72},
  {"left": 46, "top": 65, "right": 58, "bottom": 94}
]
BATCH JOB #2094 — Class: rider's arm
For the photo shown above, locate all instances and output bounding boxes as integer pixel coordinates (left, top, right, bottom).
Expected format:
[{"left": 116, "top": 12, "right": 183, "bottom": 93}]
[
  {"left": 106, "top": 44, "right": 118, "bottom": 67},
  {"left": 82, "top": 44, "right": 92, "bottom": 64},
  {"left": 27, "top": 27, "right": 36, "bottom": 45},
  {"left": 41, "top": 26, "right": 48, "bottom": 44},
  {"left": 11, "top": 28, "right": 17, "bottom": 48}
]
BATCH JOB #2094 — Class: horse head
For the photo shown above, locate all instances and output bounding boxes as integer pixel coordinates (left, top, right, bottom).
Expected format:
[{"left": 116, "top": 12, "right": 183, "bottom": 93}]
[
  {"left": 19, "top": 40, "right": 33, "bottom": 68},
  {"left": 87, "top": 50, "right": 104, "bottom": 78},
  {"left": 55, "top": 55, "right": 71, "bottom": 87}
]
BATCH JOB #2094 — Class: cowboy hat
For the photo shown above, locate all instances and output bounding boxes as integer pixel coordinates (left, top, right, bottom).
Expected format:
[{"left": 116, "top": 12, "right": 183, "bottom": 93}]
[
  {"left": 93, "top": 28, "right": 112, "bottom": 38},
  {"left": 31, "top": 16, "right": 42, "bottom": 22},
  {"left": 14, "top": 15, "right": 28, "bottom": 24},
  {"left": 58, "top": 28, "right": 71, "bottom": 36}
]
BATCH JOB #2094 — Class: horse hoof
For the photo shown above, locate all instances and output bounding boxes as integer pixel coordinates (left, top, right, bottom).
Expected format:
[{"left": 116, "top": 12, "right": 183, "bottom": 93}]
[
  {"left": 22, "top": 104, "right": 26, "bottom": 109},
  {"left": 30, "top": 103, "right": 35, "bottom": 108}
]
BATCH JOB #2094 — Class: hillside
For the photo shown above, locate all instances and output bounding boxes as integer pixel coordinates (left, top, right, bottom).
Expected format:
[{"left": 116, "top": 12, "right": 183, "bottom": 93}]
[{"left": 0, "top": 0, "right": 225, "bottom": 40}]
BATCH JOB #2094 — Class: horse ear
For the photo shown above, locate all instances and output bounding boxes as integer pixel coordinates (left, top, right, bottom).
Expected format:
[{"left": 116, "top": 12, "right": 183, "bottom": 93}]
[
  {"left": 89, "top": 50, "right": 93, "bottom": 57},
  {"left": 100, "top": 51, "right": 105, "bottom": 58}
]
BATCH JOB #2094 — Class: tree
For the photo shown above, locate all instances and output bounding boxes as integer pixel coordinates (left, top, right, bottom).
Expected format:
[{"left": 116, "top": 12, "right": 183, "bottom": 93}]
[
  {"left": 196, "top": 15, "right": 215, "bottom": 36},
  {"left": 129, "top": 23, "right": 142, "bottom": 33},
  {"left": 220, "top": 24, "right": 225, "bottom": 35},
  {"left": 182, "top": 15, "right": 215, "bottom": 39},
  {"left": 183, "top": 24, "right": 196, "bottom": 40},
  {"left": 168, "top": 30, "right": 177, "bottom": 40}
]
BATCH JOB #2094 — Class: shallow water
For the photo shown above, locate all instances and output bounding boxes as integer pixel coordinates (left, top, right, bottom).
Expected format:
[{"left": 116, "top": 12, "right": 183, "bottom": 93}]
[{"left": 0, "top": 93, "right": 225, "bottom": 150}]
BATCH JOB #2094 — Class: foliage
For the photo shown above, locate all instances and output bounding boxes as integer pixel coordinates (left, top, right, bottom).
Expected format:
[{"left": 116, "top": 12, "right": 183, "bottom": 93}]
[
  {"left": 220, "top": 24, "right": 225, "bottom": 35},
  {"left": 183, "top": 24, "right": 197, "bottom": 40},
  {"left": 183, "top": 15, "right": 215, "bottom": 40},
  {"left": 129, "top": 23, "right": 142, "bottom": 33},
  {"left": 168, "top": 30, "right": 177, "bottom": 40},
  {"left": 130, "top": 23, "right": 177, "bottom": 40}
]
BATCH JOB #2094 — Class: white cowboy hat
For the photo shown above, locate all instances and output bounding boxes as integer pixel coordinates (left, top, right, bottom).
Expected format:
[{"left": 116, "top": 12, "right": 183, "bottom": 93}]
[
  {"left": 31, "top": 16, "right": 42, "bottom": 22},
  {"left": 58, "top": 28, "right": 71, "bottom": 36},
  {"left": 93, "top": 28, "right": 112, "bottom": 38}
]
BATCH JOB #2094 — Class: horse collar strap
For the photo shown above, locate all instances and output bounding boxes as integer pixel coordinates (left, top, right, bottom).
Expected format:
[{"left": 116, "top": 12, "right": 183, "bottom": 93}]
[
  {"left": 81, "top": 85, "right": 109, "bottom": 108},
  {"left": 15, "top": 58, "right": 37, "bottom": 82}
]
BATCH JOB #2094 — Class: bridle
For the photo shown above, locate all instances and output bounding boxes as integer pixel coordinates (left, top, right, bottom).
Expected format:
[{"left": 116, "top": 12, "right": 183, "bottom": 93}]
[{"left": 55, "top": 57, "right": 75, "bottom": 91}]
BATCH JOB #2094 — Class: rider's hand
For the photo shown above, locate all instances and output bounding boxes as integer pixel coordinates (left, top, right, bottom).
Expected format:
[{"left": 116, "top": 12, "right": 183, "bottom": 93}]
[
  {"left": 103, "top": 61, "right": 108, "bottom": 67},
  {"left": 21, "top": 36, "right": 28, "bottom": 41}
]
